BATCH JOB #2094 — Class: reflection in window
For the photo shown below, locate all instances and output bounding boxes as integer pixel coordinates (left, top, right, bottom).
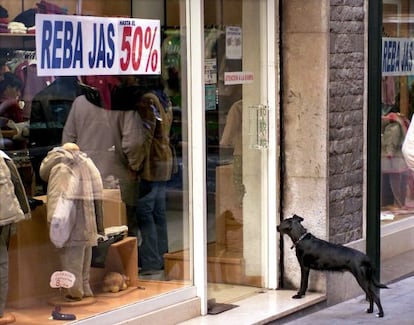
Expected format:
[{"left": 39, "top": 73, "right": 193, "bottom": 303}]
[{"left": 381, "top": 1, "right": 414, "bottom": 225}]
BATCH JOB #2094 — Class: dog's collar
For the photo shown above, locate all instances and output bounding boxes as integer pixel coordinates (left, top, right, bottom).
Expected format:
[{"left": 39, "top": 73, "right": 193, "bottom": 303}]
[{"left": 291, "top": 232, "right": 309, "bottom": 249}]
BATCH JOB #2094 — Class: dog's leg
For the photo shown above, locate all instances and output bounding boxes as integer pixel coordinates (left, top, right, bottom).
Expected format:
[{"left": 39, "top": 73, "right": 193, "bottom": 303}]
[
  {"left": 292, "top": 266, "right": 310, "bottom": 299},
  {"left": 352, "top": 269, "right": 375, "bottom": 314},
  {"left": 365, "top": 265, "right": 386, "bottom": 317},
  {"left": 369, "top": 285, "right": 385, "bottom": 318},
  {"left": 353, "top": 268, "right": 385, "bottom": 317}
]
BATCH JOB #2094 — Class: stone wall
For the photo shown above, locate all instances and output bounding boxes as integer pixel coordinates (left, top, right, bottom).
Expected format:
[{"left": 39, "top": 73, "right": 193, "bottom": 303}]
[
  {"left": 328, "top": 0, "right": 365, "bottom": 244},
  {"left": 281, "top": 0, "right": 366, "bottom": 293},
  {"left": 281, "top": 0, "right": 329, "bottom": 292}
]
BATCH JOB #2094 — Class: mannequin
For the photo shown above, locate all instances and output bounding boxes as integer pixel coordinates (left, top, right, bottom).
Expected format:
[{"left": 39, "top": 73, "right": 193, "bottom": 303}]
[
  {"left": 40, "top": 143, "right": 103, "bottom": 301},
  {"left": 0, "top": 150, "right": 31, "bottom": 324}
]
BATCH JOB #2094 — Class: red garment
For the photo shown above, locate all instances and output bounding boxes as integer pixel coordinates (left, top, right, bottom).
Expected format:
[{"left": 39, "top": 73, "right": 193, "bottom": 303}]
[
  {"left": 36, "top": 1, "right": 67, "bottom": 14},
  {"left": 0, "top": 98, "right": 24, "bottom": 123},
  {"left": 82, "top": 75, "right": 120, "bottom": 109},
  {"left": 382, "top": 112, "right": 410, "bottom": 134},
  {"left": 381, "top": 76, "right": 395, "bottom": 106}
]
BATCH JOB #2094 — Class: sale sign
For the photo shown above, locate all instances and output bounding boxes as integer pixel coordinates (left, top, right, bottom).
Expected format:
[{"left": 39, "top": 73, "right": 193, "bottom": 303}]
[{"left": 35, "top": 14, "right": 161, "bottom": 76}]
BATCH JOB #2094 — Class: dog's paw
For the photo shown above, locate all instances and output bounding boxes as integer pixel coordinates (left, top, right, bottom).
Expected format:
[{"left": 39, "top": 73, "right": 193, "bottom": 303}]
[{"left": 292, "top": 293, "right": 304, "bottom": 299}]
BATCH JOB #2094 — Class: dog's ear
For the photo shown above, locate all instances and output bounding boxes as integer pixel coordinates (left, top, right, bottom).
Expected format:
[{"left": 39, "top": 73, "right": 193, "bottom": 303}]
[{"left": 293, "top": 214, "right": 304, "bottom": 222}]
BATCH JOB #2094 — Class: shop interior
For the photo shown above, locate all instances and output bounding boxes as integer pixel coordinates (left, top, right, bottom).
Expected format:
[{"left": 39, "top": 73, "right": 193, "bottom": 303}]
[
  {"left": 0, "top": 0, "right": 262, "bottom": 323},
  {"left": 381, "top": 0, "right": 414, "bottom": 226}
]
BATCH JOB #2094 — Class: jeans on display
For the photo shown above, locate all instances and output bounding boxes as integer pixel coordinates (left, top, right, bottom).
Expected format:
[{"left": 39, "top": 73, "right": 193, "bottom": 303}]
[
  {"left": 0, "top": 225, "right": 11, "bottom": 317},
  {"left": 136, "top": 180, "right": 168, "bottom": 271}
]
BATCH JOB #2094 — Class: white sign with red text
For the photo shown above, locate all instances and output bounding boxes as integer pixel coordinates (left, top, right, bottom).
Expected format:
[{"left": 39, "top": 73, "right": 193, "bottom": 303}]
[
  {"left": 36, "top": 14, "right": 161, "bottom": 76},
  {"left": 224, "top": 71, "right": 254, "bottom": 85}
]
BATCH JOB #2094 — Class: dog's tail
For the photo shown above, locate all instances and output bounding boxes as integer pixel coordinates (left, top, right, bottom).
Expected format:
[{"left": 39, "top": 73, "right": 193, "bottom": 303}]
[
  {"left": 372, "top": 277, "right": 389, "bottom": 289},
  {"left": 365, "top": 262, "right": 389, "bottom": 289}
]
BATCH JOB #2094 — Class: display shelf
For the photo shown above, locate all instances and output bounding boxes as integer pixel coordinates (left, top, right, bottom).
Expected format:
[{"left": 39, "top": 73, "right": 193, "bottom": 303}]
[{"left": 0, "top": 33, "right": 35, "bottom": 49}]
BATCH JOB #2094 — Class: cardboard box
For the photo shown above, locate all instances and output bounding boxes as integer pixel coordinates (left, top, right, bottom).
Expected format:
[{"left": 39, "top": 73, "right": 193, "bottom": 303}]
[{"left": 103, "top": 189, "right": 127, "bottom": 228}]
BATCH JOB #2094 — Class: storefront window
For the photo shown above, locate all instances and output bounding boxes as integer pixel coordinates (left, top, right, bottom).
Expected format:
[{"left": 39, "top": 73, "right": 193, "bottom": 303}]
[
  {"left": 0, "top": 0, "right": 191, "bottom": 322},
  {"left": 381, "top": 1, "right": 414, "bottom": 226}
]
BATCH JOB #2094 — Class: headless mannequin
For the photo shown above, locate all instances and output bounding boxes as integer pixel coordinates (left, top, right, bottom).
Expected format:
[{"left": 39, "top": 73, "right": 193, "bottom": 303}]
[
  {"left": 0, "top": 149, "right": 30, "bottom": 324},
  {"left": 41, "top": 142, "right": 102, "bottom": 303}
]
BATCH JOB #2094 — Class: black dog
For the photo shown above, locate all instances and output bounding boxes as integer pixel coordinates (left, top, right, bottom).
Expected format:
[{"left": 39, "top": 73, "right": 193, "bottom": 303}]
[{"left": 277, "top": 214, "right": 388, "bottom": 317}]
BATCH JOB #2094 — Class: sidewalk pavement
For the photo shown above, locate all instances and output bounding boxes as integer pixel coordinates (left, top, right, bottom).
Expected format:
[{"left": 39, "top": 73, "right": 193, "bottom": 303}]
[{"left": 278, "top": 275, "right": 414, "bottom": 325}]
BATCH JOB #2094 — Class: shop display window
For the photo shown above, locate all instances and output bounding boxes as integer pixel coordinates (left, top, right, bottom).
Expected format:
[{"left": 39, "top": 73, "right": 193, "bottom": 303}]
[
  {"left": 381, "top": 1, "right": 414, "bottom": 226},
  {"left": 0, "top": 0, "right": 192, "bottom": 323}
]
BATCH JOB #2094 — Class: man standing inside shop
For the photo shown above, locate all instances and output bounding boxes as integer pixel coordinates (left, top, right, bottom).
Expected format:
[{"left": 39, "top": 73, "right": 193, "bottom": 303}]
[{"left": 136, "top": 75, "right": 175, "bottom": 275}]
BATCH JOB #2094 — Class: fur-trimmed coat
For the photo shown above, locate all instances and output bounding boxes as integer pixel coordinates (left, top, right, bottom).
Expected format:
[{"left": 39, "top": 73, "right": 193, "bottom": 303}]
[
  {"left": 40, "top": 147, "right": 104, "bottom": 247},
  {"left": 0, "top": 150, "right": 31, "bottom": 226}
]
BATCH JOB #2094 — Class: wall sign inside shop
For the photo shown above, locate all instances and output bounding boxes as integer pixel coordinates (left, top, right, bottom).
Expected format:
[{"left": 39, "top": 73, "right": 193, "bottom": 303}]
[
  {"left": 382, "top": 37, "right": 414, "bottom": 76},
  {"left": 36, "top": 14, "right": 161, "bottom": 76},
  {"left": 224, "top": 71, "right": 254, "bottom": 85}
]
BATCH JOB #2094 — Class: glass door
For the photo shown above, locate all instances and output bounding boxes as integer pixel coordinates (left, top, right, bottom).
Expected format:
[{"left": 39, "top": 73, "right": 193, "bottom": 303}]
[{"left": 203, "top": 0, "right": 274, "bottom": 310}]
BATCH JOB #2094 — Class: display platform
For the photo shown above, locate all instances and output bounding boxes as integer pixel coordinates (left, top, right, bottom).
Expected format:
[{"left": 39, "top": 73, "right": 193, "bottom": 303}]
[{"left": 7, "top": 193, "right": 137, "bottom": 308}]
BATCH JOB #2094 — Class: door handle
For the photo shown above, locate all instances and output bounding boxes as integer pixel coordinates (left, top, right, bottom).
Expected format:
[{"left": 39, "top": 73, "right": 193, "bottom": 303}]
[{"left": 249, "top": 104, "right": 269, "bottom": 150}]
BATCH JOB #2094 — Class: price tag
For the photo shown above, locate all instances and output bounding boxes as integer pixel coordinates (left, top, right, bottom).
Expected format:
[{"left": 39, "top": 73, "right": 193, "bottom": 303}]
[{"left": 50, "top": 271, "right": 76, "bottom": 289}]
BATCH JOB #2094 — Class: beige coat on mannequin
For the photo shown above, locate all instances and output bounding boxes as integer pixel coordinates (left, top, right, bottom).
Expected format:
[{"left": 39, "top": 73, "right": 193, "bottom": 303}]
[{"left": 40, "top": 144, "right": 103, "bottom": 300}]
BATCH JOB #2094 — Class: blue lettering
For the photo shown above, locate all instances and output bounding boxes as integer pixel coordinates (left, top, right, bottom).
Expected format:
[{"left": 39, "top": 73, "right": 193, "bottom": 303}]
[
  {"left": 382, "top": 41, "right": 387, "bottom": 72},
  {"left": 95, "top": 24, "right": 107, "bottom": 67},
  {"left": 107, "top": 24, "right": 115, "bottom": 68},
  {"left": 88, "top": 24, "right": 97, "bottom": 68},
  {"left": 384, "top": 41, "right": 399, "bottom": 73},
  {"left": 62, "top": 21, "right": 73, "bottom": 68},
  {"left": 41, "top": 18, "right": 117, "bottom": 72},
  {"left": 89, "top": 23, "right": 115, "bottom": 68},
  {"left": 40, "top": 20, "right": 53, "bottom": 69},
  {"left": 396, "top": 41, "right": 400, "bottom": 71},
  {"left": 73, "top": 22, "right": 83, "bottom": 68},
  {"left": 52, "top": 21, "right": 63, "bottom": 68},
  {"left": 402, "top": 42, "right": 409, "bottom": 71},
  {"left": 385, "top": 41, "right": 392, "bottom": 72},
  {"left": 391, "top": 41, "right": 397, "bottom": 72}
]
